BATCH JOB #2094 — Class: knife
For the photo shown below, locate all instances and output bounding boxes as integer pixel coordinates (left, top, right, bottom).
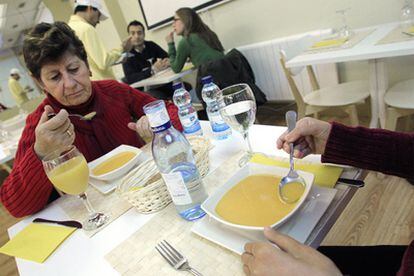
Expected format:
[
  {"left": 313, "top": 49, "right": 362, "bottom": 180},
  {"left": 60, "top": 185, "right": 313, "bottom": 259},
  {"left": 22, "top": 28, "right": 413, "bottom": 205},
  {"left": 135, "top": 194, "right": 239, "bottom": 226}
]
[
  {"left": 337, "top": 178, "right": 365, "bottom": 188},
  {"left": 33, "top": 218, "right": 83, "bottom": 229}
]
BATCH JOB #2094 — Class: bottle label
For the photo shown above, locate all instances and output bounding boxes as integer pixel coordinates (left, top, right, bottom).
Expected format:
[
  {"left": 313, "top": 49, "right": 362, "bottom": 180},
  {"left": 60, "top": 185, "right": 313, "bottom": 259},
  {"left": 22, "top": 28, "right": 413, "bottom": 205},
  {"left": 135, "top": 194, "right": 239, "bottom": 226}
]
[
  {"left": 146, "top": 108, "right": 171, "bottom": 132},
  {"left": 161, "top": 172, "right": 192, "bottom": 205},
  {"left": 208, "top": 112, "right": 230, "bottom": 133},
  {"left": 180, "top": 114, "right": 202, "bottom": 134}
]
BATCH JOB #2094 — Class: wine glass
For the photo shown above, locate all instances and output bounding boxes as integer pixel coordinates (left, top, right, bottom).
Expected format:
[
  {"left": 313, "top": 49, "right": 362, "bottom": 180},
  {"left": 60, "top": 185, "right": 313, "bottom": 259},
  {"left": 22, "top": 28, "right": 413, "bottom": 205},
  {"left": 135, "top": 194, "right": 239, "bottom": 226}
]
[
  {"left": 401, "top": 0, "right": 414, "bottom": 30},
  {"left": 219, "top": 83, "right": 257, "bottom": 167},
  {"left": 335, "top": 9, "right": 352, "bottom": 39},
  {"left": 42, "top": 145, "right": 109, "bottom": 230}
]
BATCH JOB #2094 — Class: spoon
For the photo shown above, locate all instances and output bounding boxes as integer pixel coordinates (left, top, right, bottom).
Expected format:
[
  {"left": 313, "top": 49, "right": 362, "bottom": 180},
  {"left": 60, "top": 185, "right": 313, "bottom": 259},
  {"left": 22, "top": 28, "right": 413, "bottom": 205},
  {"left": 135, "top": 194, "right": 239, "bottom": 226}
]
[
  {"left": 278, "top": 111, "right": 307, "bottom": 204},
  {"left": 47, "top": 111, "right": 97, "bottom": 121}
]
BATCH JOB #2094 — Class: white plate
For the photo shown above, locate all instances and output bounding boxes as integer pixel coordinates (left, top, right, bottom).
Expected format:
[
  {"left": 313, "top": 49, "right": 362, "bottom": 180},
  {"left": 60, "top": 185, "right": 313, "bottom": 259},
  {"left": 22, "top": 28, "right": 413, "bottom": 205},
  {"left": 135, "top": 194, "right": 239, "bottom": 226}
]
[
  {"left": 89, "top": 145, "right": 145, "bottom": 181},
  {"left": 201, "top": 162, "right": 314, "bottom": 231},
  {"left": 192, "top": 186, "right": 337, "bottom": 255},
  {"left": 88, "top": 145, "right": 150, "bottom": 194}
]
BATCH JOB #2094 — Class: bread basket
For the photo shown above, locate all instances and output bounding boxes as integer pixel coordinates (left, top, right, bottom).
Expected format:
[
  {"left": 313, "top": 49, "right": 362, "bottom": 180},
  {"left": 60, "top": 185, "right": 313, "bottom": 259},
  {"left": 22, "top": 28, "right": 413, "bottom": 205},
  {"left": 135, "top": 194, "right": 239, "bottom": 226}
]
[{"left": 117, "top": 136, "right": 211, "bottom": 213}]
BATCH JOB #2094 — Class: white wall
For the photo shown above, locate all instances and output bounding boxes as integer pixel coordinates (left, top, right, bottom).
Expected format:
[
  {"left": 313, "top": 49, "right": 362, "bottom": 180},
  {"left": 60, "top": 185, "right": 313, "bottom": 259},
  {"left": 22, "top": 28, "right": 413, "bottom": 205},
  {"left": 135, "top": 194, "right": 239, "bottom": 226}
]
[
  {"left": 108, "top": 0, "right": 414, "bottom": 86},
  {"left": 0, "top": 50, "right": 41, "bottom": 107}
]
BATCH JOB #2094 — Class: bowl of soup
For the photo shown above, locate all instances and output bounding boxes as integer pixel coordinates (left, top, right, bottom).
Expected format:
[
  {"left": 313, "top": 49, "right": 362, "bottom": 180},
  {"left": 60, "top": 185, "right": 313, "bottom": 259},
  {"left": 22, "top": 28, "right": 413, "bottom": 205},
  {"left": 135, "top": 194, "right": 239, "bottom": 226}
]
[
  {"left": 88, "top": 145, "right": 147, "bottom": 181},
  {"left": 201, "top": 163, "right": 314, "bottom": 231}
]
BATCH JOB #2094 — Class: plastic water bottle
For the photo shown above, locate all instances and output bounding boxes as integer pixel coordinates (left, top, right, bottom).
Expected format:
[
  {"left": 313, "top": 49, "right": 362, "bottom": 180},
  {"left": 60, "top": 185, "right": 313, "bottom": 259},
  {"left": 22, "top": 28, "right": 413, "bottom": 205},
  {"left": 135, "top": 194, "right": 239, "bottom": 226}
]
[
  {"left": 201, "top": 76, "right": 231, "bottom": 140},
  {"left": 143, "top": 100, "right": 207, "bottom": 221},
  {"left": 172, "top": 82, "right": 203, "bottom": 137}
]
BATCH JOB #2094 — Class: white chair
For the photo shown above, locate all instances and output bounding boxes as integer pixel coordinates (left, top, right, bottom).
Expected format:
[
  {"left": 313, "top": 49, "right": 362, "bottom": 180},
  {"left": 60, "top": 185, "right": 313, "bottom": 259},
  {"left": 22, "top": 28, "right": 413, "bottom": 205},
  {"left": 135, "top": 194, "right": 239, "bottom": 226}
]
[
  {"left": 279, "top": 39, "right": 370, "bottom": 125},
  {"left": 384, "top": 79, "right": 414, "bottom": 130}
]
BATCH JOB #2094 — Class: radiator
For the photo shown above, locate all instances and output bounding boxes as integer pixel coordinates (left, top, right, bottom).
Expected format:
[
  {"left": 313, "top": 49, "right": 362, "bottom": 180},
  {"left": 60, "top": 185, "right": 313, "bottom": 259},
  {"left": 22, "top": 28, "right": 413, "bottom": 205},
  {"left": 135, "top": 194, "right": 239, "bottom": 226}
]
[{"left": 236, "top": 29, "right": 339, "bottom": 101}]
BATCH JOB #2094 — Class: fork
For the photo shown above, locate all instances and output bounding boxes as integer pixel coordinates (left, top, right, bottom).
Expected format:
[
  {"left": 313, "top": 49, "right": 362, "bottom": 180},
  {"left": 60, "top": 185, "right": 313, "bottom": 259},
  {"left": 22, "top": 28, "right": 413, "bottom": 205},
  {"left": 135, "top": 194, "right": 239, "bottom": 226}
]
[{"left": 155, "top": 240, "right": 203, "bottom": 276}]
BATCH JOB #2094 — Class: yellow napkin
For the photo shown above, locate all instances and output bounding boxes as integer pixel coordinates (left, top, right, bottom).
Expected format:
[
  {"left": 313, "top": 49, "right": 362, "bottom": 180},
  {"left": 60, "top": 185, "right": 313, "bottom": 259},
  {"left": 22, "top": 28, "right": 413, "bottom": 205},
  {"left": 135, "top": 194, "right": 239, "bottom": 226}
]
[
  {"left": 0, "top": 223, "right": 76, "bottom": 263},
  {"left": 182, "top": 63, "right": 193, "bottom": 71},
  {"left": 407, "top": 26, "right": 414, "bottom": 33},
  {"left": 250, "top": 154, "right": 343, "bottom": 188},
  {"left": 311, "top": 38, "right": 348, "bottom": 49}
]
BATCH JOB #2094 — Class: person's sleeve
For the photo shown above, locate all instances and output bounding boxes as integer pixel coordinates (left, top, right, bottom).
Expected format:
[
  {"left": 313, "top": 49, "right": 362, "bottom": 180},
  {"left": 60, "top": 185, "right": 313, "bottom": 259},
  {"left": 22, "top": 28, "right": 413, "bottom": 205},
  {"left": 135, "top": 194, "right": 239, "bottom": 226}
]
[
  {"left": 322, "top": 122, "right": 414, "bottom": 179},
  {"left": 152, "top": 42, "right": 168, "bottom": 59},
  {"left": 122, "top": 59, "right": 152, "bottom": 84},
  {"left": 82, "top": 27, "right": 122, "bottom": 70},
  {"left": 122, "top": 83, "right": 183, "bottom": 131},
  {"left": 0, "top": 116, "right": 55, "bottom": 218},
  {"left": 168, "top": 39, "right": 190, "bottom": 73}
]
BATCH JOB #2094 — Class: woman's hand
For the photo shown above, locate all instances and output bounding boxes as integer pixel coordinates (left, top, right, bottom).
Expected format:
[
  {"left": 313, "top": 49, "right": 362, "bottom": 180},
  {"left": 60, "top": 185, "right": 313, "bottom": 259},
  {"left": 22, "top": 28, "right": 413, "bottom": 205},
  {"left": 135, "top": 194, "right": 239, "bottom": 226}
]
[
  {"left": 241, "top": 227, "right": 342, "bottom": 276},
  {"left": 34, "top": 105, "right": 75, "bottom": 159},
  {"left": 128, "top": 116, "right": 152, "bottom": 140},
  {"left": 165, "top": 31, "right": 174, "bottom": 44},
  {"left": 276, "top": 117, "right": 331, "bottom": 158}
]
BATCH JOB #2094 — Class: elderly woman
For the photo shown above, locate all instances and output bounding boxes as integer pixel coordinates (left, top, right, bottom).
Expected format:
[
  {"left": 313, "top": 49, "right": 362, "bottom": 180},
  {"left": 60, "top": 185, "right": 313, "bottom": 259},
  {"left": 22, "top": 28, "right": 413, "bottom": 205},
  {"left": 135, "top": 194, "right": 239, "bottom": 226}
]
[
  {"left": 165, "top": 7, "right": 224, "bottom": 73},
  {"left": 0, "top": 22, "right": 182, "bottom": 218}
]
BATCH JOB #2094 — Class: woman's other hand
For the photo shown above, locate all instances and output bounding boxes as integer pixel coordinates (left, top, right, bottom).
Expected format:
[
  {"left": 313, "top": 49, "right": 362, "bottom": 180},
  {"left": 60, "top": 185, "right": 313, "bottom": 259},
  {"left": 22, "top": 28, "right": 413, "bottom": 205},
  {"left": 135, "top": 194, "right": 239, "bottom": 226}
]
[
  {"left": 276, "top": 117, "right": 331, "bottom": 159},
  {"left": 241, "top": 227, "right": 341, "bottom": 276},
  {"left": 128, "top": 116, "right": 152, "bottom": 140},
  {"left": 165, "top": 31, "right": 174, "bottom": 44},
  {"left": 34, "top": 105, "right": 75, "bottom": 159}
]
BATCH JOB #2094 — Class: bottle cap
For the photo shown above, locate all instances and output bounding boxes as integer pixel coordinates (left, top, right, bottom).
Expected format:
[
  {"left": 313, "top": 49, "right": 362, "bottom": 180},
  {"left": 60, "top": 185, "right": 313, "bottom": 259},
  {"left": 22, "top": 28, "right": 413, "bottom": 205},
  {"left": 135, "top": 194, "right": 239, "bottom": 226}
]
[
  {"left": 201, "top": 75, "right": 213, "bottom": 85},
  {"left": 172, "top": 82, "right": 183, "bottom": 90}
]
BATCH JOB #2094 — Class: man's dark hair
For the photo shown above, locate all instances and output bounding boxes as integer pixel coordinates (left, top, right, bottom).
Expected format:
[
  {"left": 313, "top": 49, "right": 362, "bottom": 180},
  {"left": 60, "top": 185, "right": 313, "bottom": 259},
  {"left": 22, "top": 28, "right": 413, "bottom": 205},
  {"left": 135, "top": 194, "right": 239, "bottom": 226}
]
[
  {"left": 23, "top": 21, "right": 88, "bottom": 79},
  {"left": 74, "top": 5, "right": 98, "bottom": 14},
  {"left": 127, "top": 20, "right": 145, "bottom": 33}
]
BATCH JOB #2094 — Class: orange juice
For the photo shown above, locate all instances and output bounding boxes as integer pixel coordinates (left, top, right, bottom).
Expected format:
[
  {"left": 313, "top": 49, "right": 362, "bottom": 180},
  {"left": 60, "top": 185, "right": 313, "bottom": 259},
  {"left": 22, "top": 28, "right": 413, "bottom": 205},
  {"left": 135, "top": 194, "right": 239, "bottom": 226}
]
[
  {"left": 215, "top": 174, "right": 302, "bottom": 227},
  {"left": 92, "top": 151, "right": 136, "bottom": 176},
  {"left": 48, "top": 155, "right": 89, "bottom": 195}
]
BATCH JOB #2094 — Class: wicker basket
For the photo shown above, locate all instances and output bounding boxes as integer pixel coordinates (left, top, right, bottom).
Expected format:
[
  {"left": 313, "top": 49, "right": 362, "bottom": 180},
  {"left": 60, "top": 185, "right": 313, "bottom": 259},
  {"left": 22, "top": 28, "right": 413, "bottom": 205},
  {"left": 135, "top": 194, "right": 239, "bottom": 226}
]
[{"left": 117, "top": 136, "right": 211, "bottom": 214}]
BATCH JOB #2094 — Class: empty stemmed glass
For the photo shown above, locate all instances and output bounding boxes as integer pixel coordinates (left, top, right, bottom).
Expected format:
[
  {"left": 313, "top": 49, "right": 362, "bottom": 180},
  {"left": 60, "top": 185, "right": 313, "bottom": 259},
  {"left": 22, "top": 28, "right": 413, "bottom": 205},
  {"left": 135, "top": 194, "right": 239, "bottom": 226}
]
[
  {"left": 401, "top": 0, "right": 414, "bottom": 30},
  {"left": 219, "top": 83, "right": 257, "bottom": 167},
  {"left": 42, "top": 145, "right": 109, "bottom": 230},
  {"left": 335, "top": 9, "right": 352, "bottom": 39}
]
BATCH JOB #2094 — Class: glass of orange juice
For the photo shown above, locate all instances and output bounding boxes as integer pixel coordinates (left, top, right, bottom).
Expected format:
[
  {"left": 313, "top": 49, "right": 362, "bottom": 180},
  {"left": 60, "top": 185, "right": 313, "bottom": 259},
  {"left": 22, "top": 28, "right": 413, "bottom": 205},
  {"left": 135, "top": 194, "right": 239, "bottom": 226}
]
[{"left": 42, "top": 145, "right": 109, "bottom": 230}]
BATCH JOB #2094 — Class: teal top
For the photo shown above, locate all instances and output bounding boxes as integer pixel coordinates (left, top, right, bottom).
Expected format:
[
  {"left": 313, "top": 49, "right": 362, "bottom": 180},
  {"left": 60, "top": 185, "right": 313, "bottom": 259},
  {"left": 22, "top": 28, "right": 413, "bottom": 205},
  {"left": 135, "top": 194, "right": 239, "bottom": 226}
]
[{"left": 168, "top": 33, "right": 224, "bottom": 73}]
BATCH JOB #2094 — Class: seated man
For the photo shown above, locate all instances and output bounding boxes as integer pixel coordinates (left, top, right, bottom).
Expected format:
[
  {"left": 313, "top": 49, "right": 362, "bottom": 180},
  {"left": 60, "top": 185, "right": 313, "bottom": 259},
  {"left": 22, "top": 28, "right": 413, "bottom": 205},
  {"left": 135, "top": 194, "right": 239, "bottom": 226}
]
[{"left": 122, "top": 20, "right": 175, "bottom": 100}]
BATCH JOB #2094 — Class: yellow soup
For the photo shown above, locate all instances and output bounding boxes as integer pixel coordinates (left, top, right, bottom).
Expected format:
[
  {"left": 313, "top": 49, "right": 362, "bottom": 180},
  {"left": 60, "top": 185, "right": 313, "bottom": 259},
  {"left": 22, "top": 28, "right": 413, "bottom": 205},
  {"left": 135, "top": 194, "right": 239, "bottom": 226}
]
[
  {"left": 48, "top": 155, "right": 89, "bottom": 195},
  {"left": 215, "top": 174, "right": 304, "bottom": 227},
  {"left": 92, "top": 151, "right": 136, "bottom": 176}
]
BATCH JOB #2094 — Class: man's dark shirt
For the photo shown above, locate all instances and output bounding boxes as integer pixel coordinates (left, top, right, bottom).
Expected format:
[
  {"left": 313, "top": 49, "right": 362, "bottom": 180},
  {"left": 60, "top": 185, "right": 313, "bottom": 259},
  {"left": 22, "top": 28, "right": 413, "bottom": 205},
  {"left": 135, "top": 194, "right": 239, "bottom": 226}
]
[{"left": 122, "top": 41, "right": 168, "bottom": 84}]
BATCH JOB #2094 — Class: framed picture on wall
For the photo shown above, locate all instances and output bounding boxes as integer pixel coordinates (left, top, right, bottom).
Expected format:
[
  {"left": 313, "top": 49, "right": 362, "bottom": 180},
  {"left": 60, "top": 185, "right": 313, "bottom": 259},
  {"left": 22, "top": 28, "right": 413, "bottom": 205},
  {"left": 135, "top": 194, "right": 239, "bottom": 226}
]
[{"left": 138, "top": 0, "right": 232, "bottom": 30}]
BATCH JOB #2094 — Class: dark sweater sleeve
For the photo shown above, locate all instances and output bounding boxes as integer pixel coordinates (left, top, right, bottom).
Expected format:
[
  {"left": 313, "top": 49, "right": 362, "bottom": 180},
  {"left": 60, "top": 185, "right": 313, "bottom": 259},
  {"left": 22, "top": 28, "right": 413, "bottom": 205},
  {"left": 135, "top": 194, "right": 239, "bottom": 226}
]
[
  {"left": 150, "top": 42, "right": 168, "bottom": 59},
  {"left": 322, "top": 122, "right": 414, "bottom": 179},
  {"left": 0, "top": 111, "right": 56, "bottom": 218},
  {"left": 122, "top": 58, "right": 152, "bottom": 84}
]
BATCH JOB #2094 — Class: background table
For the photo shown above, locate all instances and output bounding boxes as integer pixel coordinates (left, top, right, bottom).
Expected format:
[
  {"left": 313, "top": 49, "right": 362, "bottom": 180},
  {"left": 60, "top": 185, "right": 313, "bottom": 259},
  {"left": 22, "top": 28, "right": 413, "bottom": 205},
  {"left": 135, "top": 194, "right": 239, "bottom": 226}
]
[
  {"left": 130, "top": 65, "right": 194, "bottom": 91},
  {"left": 286, "top": 22, "right": 414, "bottom": 128},
  {"left": 7, "top": 122, "right": 363, "bottom": 275}
]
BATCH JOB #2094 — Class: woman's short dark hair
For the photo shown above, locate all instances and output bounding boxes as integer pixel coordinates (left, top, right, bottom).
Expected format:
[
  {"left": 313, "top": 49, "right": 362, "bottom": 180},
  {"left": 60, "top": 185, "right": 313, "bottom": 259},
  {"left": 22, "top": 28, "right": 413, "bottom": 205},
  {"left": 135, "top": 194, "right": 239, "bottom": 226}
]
[
  {"left": 176, "top": 7, "right": 224, "bottom": 52},
  {"left": 127, "top": 20, "right": 145, "bottom": 33},
  {"left": 23, "top": 21, "right": 88, "bottom": 79}
]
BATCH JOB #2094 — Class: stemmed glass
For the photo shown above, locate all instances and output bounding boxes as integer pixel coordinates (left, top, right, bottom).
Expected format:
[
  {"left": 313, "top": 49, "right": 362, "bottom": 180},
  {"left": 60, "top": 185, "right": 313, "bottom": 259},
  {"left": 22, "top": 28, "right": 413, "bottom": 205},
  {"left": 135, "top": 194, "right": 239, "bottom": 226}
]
[
  {"left": 42, "top": 145, "right": 109, "bottom": 230},
  {"left": 219, "top": 83, "right": 257, "bottom": 167},
  {"left": 401, "top": 0, "right": 414, "bottom": 30},
  {"left": 335, "top": 9, "right": 352, "bottom": 39}
]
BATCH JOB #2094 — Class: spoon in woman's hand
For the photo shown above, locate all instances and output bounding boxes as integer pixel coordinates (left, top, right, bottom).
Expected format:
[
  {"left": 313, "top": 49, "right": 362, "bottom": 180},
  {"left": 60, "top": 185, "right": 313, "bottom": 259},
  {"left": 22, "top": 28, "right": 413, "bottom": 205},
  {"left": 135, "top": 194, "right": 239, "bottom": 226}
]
[
  {"left": 47, "top": 111, "right": 97, "bottom": 121},
  {"left": 278, "top": 111, "right": 306, "bottom": 204}
]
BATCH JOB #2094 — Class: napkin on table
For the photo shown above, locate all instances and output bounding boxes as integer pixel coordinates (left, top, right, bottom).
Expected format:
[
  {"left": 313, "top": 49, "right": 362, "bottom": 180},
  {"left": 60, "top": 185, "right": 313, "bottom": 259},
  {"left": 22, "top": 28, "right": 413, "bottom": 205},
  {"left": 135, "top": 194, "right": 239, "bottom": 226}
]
[
  {"left": 0, "top": 223, "right": 76, "bottom": 263},
  {"left": 250, "top": 154, "right": 343, "bottom": 188},
  {"left": 311, "top": 37, "right": 348, "bottom": 49}
]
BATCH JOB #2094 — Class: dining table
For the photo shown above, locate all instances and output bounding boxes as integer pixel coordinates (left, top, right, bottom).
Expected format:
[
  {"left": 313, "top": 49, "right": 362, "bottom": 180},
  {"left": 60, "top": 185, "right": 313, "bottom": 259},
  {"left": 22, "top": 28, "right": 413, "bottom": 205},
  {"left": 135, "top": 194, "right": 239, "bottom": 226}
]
[
  {"left": 6, "top": 121, "right": 365, "bottom": 275},
  {"left": 286, "top": 21, "right": 414, "bottom": 128},
  {"left": 129, "top": 64, "right": 195, "bottom": 91}
]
